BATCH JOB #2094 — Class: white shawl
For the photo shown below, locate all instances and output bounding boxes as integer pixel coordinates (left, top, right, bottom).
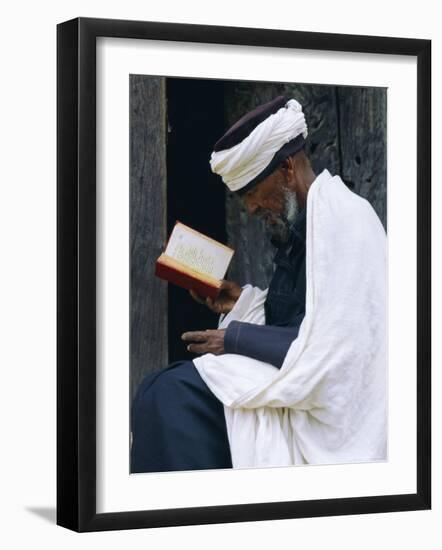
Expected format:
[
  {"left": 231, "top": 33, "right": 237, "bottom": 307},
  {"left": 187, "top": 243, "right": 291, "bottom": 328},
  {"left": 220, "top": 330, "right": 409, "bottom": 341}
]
[{"left": 193, "top": 168, "right": 387, "bottom": 468}]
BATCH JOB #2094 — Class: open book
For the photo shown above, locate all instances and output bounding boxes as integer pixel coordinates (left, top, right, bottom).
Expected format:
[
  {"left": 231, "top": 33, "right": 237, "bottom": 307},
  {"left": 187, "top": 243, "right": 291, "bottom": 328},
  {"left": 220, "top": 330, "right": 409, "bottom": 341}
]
[{"left": 155, "top": 222, "right": 235, "bottom": 299}]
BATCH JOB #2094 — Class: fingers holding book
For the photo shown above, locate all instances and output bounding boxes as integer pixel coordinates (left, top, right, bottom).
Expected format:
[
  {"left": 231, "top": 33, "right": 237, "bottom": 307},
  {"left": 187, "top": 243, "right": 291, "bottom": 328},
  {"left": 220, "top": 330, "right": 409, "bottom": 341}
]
[
  {"left": 189, "top": 279, "right": 242, "bottom": 314},
  {"left": 220, "top": 279, "right": 243, "bottom": 300}
]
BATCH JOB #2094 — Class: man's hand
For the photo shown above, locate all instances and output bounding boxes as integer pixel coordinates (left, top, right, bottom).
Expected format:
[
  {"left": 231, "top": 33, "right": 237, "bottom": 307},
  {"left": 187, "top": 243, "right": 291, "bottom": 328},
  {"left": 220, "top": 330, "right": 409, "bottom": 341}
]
[
  {"left": 189, "top": 279, "right": 242, "bottom": 314},
  {"left": 181, "top": 329, "right": 226, "bottom": 355}
]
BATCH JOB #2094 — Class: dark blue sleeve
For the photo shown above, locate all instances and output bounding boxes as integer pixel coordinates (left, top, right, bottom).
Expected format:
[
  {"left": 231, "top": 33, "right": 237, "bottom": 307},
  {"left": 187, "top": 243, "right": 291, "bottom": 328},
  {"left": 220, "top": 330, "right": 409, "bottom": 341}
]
[{"left": 224, "top": 320, "right": 303, "bottom": 368}]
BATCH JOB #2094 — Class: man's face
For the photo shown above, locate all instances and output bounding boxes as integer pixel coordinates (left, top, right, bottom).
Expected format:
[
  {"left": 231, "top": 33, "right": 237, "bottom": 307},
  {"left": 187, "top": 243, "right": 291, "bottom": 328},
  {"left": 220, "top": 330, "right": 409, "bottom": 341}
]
[{"left": 242, "top": 167, "right": 300, "bottom": 245}]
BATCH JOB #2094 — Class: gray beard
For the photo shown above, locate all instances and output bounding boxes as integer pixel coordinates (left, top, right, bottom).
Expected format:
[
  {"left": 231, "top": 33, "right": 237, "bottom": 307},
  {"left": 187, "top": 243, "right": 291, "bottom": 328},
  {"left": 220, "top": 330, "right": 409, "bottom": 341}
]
[{"left": 266, "top": 188, "right": 300, "bottom": 247}]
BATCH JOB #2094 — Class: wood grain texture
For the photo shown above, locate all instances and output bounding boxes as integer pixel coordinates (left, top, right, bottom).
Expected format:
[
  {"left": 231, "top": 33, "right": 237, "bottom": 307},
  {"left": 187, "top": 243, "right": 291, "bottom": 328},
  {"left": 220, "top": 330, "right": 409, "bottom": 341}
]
[
  {"left": 338, "top": 86, "right": 387, "bottom": 229},
  {"left": 130, "top": 75, "right": 168, "bottom": 401},
  {"left": 224, "top": 83, "right": 386, "bottom": 288}
]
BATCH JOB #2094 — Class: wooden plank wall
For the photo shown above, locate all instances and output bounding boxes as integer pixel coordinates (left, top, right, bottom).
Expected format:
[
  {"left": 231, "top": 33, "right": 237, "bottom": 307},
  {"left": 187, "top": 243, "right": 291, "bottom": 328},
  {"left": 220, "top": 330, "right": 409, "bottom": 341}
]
[
  {"left": 338, "top": 87, "right": 387, "bottom": 230},
  {"left": 130, "top": 75, "right": 168, "bottom": 402},
  {"left": 224, "top": 82, "right": 387, "bottom": 288}
]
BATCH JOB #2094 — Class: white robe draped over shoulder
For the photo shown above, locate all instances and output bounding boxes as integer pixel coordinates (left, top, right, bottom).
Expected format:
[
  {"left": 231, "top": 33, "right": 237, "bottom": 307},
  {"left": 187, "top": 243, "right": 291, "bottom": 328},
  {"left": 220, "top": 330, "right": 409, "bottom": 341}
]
[{"left": 193, "top": 168, "right": 387, "bottom": 469}]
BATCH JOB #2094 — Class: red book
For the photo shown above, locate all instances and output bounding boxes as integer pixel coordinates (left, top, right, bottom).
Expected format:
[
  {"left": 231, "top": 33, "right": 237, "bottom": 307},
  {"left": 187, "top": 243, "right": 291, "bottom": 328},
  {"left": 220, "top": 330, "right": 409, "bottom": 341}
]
[{"left": 155, "top": 222, "right": 234, "bottom": 299}]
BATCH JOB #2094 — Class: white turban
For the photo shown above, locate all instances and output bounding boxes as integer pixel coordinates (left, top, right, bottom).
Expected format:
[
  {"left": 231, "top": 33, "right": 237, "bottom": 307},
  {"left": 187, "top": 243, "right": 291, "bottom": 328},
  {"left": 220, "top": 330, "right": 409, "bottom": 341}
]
[{"left": 209, "top": 98, "right": 308, "bottom": 193}]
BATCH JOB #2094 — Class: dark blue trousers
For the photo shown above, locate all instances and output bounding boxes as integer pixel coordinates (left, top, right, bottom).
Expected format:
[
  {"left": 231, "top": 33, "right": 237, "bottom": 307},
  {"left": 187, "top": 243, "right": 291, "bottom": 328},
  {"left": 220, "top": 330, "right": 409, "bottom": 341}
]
[{"left": 131, "top": 360, "right": 233, "bottom": 473}]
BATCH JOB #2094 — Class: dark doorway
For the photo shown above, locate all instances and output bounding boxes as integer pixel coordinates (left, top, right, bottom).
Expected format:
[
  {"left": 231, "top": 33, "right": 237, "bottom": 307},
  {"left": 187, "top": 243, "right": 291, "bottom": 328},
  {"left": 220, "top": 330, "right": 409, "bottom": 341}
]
[{"left": 166, "top": 78, "right": 227, "bottom": 362}]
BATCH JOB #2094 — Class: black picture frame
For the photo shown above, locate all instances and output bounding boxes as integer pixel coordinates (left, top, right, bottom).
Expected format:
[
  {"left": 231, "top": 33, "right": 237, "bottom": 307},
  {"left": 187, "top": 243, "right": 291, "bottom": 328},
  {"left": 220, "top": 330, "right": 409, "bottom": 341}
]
[{"left": 57, "top": 16, "right": 431, "bottom": 532}]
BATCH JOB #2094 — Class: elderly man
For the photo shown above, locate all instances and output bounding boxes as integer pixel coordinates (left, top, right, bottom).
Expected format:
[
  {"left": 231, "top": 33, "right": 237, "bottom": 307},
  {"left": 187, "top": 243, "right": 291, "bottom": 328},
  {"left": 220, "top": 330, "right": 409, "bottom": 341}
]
[{"left": 130, "top": 95, "right": 386, "bottom": 472}]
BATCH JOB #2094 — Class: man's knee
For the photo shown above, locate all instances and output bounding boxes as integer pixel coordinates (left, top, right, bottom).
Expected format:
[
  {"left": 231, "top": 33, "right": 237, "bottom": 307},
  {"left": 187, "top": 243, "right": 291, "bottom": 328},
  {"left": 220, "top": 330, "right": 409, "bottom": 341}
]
[
  {"left": 132, "top": 361, "right": 195, "bottom": 416},
  {"left": 130, "top": 359, "right": 232, "bottom": 472}
]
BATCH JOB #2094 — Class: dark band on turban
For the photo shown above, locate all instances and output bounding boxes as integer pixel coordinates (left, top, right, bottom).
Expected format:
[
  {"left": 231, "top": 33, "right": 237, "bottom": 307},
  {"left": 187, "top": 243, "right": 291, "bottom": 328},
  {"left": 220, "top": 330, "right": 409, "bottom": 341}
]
[{"left": 235, "top": 134, "right": 306, "bottom": 196}]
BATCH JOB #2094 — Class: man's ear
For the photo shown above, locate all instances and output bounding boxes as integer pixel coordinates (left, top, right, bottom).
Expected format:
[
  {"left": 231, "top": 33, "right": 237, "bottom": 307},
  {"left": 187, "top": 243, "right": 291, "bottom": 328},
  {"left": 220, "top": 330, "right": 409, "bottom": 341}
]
[
  {"left": 278, "top": 158, "right": 290, "bottom": 178},
  {"left": 280, "top": 156, "right": 297, "bottom": 187},
  {"left": 280, "top": 157, "right": 290, "bottom": 170}
]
